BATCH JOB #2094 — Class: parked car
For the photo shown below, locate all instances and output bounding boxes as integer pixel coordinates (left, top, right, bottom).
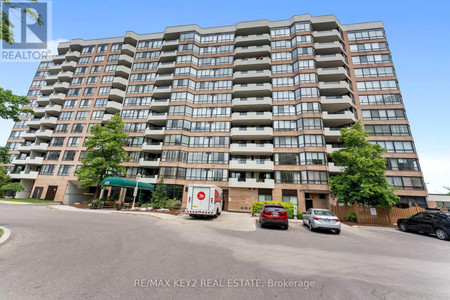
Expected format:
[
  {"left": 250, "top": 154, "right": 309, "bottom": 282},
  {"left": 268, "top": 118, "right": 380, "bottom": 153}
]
[
  {"left": 259, "top": 204, "right": 289, "bottom": 230},
  {"left": 303, "top": 208, "right": 341, "bottom": 234},
  {"left": 397, "top": 211, "right": 450, "bottom": 240}
]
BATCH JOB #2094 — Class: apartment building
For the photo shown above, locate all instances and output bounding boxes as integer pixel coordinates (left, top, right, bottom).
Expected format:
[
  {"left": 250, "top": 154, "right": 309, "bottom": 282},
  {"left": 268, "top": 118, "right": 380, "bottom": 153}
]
[{"left": 4, "top": 14, "right": 428, "bottom": 210}]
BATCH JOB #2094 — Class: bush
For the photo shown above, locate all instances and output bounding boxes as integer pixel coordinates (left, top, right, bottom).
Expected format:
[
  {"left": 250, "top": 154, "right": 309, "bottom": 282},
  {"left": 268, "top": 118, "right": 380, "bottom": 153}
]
[
  {"left": 115, "top": 201, "right": 124, "bottom": 210},
  {"left": 91, "top": 200, "right": 100, "bottom": 209},
  {"left": 297, "top": 212, "right": 303, "bottom": 219},
  {"left": 252, "top": 201, "right": 295, "bottom": 219},
  {"left": 166, "top": 198, "right": 182, "bottom": 210},
  {"left": 347, "top": 211, "right": 357, "bottom": 222}
]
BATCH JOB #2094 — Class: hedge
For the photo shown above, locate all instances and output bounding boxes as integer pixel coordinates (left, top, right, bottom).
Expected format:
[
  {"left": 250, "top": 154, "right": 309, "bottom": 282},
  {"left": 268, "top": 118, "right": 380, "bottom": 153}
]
[{"left": 252, "top": 201, "right": 296, "bottom": 219}]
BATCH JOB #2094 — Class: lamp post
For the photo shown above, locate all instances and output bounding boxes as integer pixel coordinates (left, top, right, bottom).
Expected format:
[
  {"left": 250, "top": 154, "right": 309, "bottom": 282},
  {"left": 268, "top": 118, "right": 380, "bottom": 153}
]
[{"left": 132, "top": 173, "right": 141, "bottom": 210}]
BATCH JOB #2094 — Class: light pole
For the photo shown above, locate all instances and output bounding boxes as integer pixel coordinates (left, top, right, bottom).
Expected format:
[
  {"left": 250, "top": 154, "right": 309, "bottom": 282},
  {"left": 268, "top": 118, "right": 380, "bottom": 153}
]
[{"left": 132, "top": 173, "right": 141, "bottom": 210}]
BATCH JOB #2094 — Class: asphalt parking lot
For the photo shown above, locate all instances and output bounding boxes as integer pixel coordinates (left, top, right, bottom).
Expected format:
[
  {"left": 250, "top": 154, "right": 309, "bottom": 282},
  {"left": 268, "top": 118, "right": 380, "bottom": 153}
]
[{"left": 1, "top": 203, "right": 449, "bottom": 299}]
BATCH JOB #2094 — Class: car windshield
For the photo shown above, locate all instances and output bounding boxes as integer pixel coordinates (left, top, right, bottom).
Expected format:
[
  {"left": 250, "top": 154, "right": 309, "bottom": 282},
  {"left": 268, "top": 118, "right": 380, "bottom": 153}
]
[
  {"left": 264, "top": 206, "right": 285, "bottom": 212},
  {"left": 313, "top": 210, "right": 335, "bottom": 216}
]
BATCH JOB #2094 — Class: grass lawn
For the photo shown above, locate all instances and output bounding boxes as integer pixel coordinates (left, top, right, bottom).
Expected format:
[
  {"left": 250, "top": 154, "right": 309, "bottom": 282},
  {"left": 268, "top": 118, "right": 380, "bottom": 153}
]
[
  {"left": 0, "top": 228, "right": 3, "bottom": 238},
  {"left": 0, "top": 198, "right": 55, "bottom": 203}
]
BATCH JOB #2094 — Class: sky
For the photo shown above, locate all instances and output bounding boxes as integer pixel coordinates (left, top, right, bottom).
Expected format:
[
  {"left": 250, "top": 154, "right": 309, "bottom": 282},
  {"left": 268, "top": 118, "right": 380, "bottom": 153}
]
[{"left": 0, "top": 0, "right": 449, "bottom": 193}]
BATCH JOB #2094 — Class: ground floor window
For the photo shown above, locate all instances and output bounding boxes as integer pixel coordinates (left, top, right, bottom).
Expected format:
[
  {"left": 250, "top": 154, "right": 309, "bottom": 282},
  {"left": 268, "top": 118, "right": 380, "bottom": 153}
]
[
  {"left": 258, "top": 189, "right": 272, "bottom": 201},
  {"left": 282, "top": 189, "right": 298, "bottom": 205}
]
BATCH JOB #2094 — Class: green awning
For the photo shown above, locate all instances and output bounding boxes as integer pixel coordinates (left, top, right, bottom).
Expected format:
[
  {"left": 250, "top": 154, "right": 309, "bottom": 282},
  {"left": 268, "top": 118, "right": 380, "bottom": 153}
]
[{"left": 101, "top": 177, "right": 154, "bottom": 190}]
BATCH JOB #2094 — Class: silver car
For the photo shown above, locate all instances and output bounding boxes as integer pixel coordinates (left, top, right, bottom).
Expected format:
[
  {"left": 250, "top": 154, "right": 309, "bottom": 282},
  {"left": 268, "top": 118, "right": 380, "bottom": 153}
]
[{"left": 303, "top": 208, "right": 341, "bottom": 234}]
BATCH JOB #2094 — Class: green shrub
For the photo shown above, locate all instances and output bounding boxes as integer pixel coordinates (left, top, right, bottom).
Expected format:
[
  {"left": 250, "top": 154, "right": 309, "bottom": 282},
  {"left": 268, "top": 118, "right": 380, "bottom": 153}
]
[
  {"left": 252, "top": 201, "right": 295, "bottom": 219},
  {"left": 297, "top": 212, "right": 303, "bottom": 219},
  {"left": 91, "top": 200, "right": 101, "bottom": 209},
  {"left": 166, "top": 198, "right": 182, "bottom": 210},
  {"left": 347, "top": 211, "right": 357, "bottom": 222},
  {"left": 115, "top": 201, "right": 124, "bottom": 210}
]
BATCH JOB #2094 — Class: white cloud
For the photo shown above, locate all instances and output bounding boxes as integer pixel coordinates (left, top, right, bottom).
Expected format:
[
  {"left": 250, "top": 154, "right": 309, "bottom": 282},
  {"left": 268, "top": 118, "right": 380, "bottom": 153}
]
[
  {"left": 420, "top": 154, "right": 450, "bottom": 194},
  {"left": 45, "top": 38, "right": 69, "bottom": 56}
]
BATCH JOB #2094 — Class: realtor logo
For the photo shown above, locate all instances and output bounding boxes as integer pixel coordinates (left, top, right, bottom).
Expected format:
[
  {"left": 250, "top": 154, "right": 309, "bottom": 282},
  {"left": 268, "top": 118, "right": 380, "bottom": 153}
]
[{"left": 1, "top": 1, "right": 52, "bottom": 62}]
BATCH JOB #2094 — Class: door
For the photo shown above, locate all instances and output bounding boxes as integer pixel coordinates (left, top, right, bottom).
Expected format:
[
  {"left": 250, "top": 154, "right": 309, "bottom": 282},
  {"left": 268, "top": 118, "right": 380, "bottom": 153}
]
[
  {"left": 32, "top": 187, "right": 44, "bottom": 199},
  {"left": 192, "top": 187, "right": 210, "bottom": 211},
  {"left": 420, "top": 213, "right": 438, "bottom": 233},
  {"left": 408, "top": 212, "right": 424, "bottom": 232},
  {"left": 305, "top": 199, "right": 313, "bottom": 210},
  {"left": 44, "top": 186, "right": 58, "bottom": 201},
  {"left": 222, "top": 190, "right": 229, "bottom": 211}
]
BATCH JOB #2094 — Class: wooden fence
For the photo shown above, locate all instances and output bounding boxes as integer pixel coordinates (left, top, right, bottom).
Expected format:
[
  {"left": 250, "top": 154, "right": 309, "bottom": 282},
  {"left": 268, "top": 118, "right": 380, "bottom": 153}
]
[{"left": 330, "top": 202, "right": 425, "bottom": 226}]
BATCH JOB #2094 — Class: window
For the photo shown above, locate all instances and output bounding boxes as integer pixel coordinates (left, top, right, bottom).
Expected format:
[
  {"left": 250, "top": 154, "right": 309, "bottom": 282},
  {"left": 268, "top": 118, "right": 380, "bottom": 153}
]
[
  {"left": 62, "top": 150, "right": 76, "bottom": 161},
  {"left": 129, "top": 73, "right": 155, "bottom": 82},
  {"left": 123, "top": 122, "right": 146, "bottom": 133},
  {"left": 83, "top": 87, "right": 96, "bottom": 96},
  {"left": 370, "top": 141, "right": 415, "bottom": 153},
  {"left": 356, "top": 80, "right": 398, "bottom": 91},
  {"left": 71, "top": 124, "right": 84, "bottom": 133},
  {"left": 282, "top": 190, "right": 298, "bottom": 205},
  {"left": 78, "top": 57, "right": 91, "bottom": 64},
  {"left": 71, "top": 77, "right": 84, "bottom": 85},
  {"left": 79, "top": 99, "right": 92, "bottom": 108},
  {"left": 108, "top": 54, "right": 120, "bottom": 62},
  {"left": 347, "top": 29, "right": 385, "bottom": 41},
  {"left": 124, "top": 97, "right": 152, "bottom": 106},
  {"left": 349, "top": 42, "right": 388, "bottom": 52},
  {"left": 90, "top": 66, "right": 102, "bottom": 73},
  {"left": 74, "top": 67, "right": 87, "bottom": 75},
  {"left": 76, "top": 111, "right": 88, "bottom": 120},
  {"left": 365, "top": 124, "right": 410, "bottom": 136},
  {"left": 45, "top": 151, "right": 60, "bottom": 160},
  {"left": 95, "top": 98, "right": 108, "bottom": 107},
  {"left": 387, "top": 176, "right": 424, "bottom": 190},
  {"left": 102, "top": 75, "right": 114, "bottom": 84},
  {"left": 104, "top": 65, "right": 116, "bottom": 73},
  {"left": 299, "top": 152, "right": 327, "bottom": 165},
  {"left": 274, "top": 136, "right": 298, "bottom": 148},
  {"left": 354, "top": 67, "right": 395, "bottom": 77},
  {"left": 50, "top": 137, "right": 65, "bottom": 146},
  {"left": 275, "top": 153, "right": 299, "bottom": 165},
  {"left": 91, "top": 110, "right": 104, "bottom": 120},
  {"left": 81, "top": 45, "right": 94, "bottom": 54},
  {"left": 98, "top": 87, "right": 111, "bottom": 95},
  {"left": 40, "top": 164, "right": 56, "bottom": 175},
  {"left": 111, "top": 43, "right": 122, "bottom": 52},
  {"left": 67, "top": 88, "right": 81, "bottom": 97},
  {"left": 67, "top": 137, "right": 81, "bottom": 147},
  {"left": 86, "top": 76, "right": 99, "bottom": 85},
  {"left": 362, "top": 109, "right": 406, "bottom": 120},
  {"left": 127, "top": 84, "right": 152, "bottom": 94},
  {"left": 58, "top": 165, "right": 72, "bottom": 176},
  {"left": 93, "top": 56, "right": 105, "bottom": 63},
  {"left": 386, "top": 158, "right": 419, "bottom": 171},
  {"left": 54, "top": 124, "right": 69, "bottom": 133},
  {"left": 298, "top": 135, "right": 325, "bottom": 147},
  {"left": 59, "top": 112, "right": 73, "bottom": 121},
  {"left": 359, "top": 94, "right": 402, "bottom": 105},
  {"left": 300, "top": 171, "right": 328, "bottom": 184},
  {"left": 352, "top": 54, "right": 391, "bottom": 65}
]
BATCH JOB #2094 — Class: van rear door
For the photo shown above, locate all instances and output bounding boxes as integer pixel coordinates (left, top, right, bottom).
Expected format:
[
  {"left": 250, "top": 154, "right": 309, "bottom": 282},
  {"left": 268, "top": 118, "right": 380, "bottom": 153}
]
[{"left": 191, "top": 186, "right": 210, "bottom": 212}]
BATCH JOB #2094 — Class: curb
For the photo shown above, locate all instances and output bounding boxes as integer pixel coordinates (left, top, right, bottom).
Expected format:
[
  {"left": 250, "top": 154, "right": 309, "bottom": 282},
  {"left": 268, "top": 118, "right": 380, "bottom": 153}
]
[{"left": 0, "top": 226, "right": 11, "bottom": 246}]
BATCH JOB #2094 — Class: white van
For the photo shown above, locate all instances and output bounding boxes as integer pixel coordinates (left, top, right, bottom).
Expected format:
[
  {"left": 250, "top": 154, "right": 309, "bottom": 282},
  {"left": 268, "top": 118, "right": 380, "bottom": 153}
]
[{"left": 185, "top": 184, "right": 223, "bottom": 217}]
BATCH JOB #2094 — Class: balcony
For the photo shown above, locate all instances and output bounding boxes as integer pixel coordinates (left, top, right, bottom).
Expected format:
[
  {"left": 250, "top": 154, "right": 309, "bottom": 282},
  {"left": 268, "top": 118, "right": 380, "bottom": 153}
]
[
  {"left": 61, "top": 60, "right": 77, "bottom": 70},
  {"left": 115, "top": 65, "right": 131, "bottom": 78},
  {"left": 230, "top": 143, "right": 273, "bottom": 155},
  {"left": 313, "top": 29, "right": 342, "bottom": 42},
  {"left": 328, "top": 162, "right": 345, "bottom": 174},
  {"left": 319, "top": 81, "right": 352, "bottom": 96},
  {"left": 314, "top": 41, "right": 344, "bottom": 54},
  {"left": 147, "top": 112, "right": 167, "bottom": 125},
  {"left": 48, "top": 64, "right": 62, "bottom": 74},
  {"left": 316, "top": 54, "right": 347, "bottom": 68},
  {"left": 105, "top": 101, "right": 122, "bottom": 113},
  {"left": 161, "top": 39, "right": 179, "bottom": 50},
  {"left": 317, "top": 67, "right": 349, "bottom": 81},
  {"left": 30, "top": 143, "right": 48, "bottom": 152},
  {"left": 232, "top": 83, "right": 272, "bottom": 97},
  {"left": 231, "top": 111, "right": 272, "bottom": 125},
  {"left": 326, "top": 144, "right": 343, "bottom": 154},
  {"left": 152, "top": 86, "right": 171, "bottom": 98},
  {"left": 52, "top": 54, "right": 65, "bottom": 64},
  {"left": 118, "top": 54, "right": 133, "bottom": 67},
  {"left": 140, "top": 175, "right": 158, "bottom": 184},
  {"left": 110, "top": 88, "right": 125, "bottom": 101},
  {"left": 44, "top": 74, "right": 58, "bottom": 84},
  {"left": 9, "top": 171, "right": 39, "bottom": 180},
  {"left": 49, "top": 93, "right": 65, "bottom": 104},
  {"left": 121, "top": 44, "right": 136, "bottom": 56},
  {"left": 102, "top": 114, "right": 113, "bottom": 123},
  {"left": 324, "top": 127, "right": 342, "bottom": 143},
  {"left": 22, "top": 131, "right": 37, "bottom": 140},
  {"left": 53, "top": 81, "right": 70, "bottom": 92},
  {"left": 321, "top": 96, "right": 354, "bottom": 111},
  {"left": 138, "top": 158, "right": 161, "bottom": 168},
  {"left": 112, "top": 77, "right": 128, "bottom": 89},
  {"left": 322, "top": 111, "right": 356, "bottom": 127},
  {"left": 234, "top": 45, "right": 270, "bottom": 58},
  {"left": 150, "top": 99, "right": 169, "bottom": 111},
  {"left": 229, "top": 178, "right": 274, "bottom": 189},
  {"left": 230, "top": 160, "right": 274, "bottom": 172},
  {"left": 22, "top": 156, "right": 44, "bottom": 165},
  {"left": 233, "top": 70, "right": 271, "bottom": 83},
  {"left": 235, "top": 34, "right": 270, "bottom": 46},
  {"left": 33, "top": 106, "right": 46, "bottom": 116},
  {"left": 234, "top": 57, "right": 271, "bottom": 71},
  {"left": 35, "top": 129, "right": 53, "bottom": 139},
  {"left": 41, "top": 84, "right": 54, "bottom": 94},
  {"left": 57, "top": 71, "right": 73, "bottom": 81},
  {"left": 44, "top": 104, "right": 62, "bottom": 114},
  {"left": 141, "top": 142, "right": 163, "bottom": 153},
  {"left": 159, "top": 50, "right": 177, "bottom": 61},
  {"left": 65, "top": 50, "right": 80, "bottom": 60},
  {"left": 231, "top": 127, "right": 273, "bottom": 140},
  {"left": 36, "top": 95, "right": 50, "bottom": 106},
  {"left": 232, "top": 97, "right": 272, "bottom": 111},
  {"left": 27, "top": 119, "right": 42, "bottom": 128},
  {"left": 157, "top": 61, "right": 175, "bottom": 72},
  {"left": 154, "top": 74, "right": 173, "bottom": 85},
  {"left": 144, "top": 127, "right": 165, "bottom": 139},
  {"left": 40, "top": 117, "right": 58, "bottom": 126}
]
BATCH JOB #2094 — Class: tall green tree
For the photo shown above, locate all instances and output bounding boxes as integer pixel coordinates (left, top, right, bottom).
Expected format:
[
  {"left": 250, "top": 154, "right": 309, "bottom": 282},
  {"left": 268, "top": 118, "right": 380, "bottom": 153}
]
[
  {"left": 329, "top": 121, "right": 400, "bottom": 209},
  {"left": 0, "top": 165, "right": 11, "bottom": 197},
  {"left": 75, "top": 114, "right": 129, "bottom": 199},
  {"left": 0, "top": 146, "right": 10, "bottom": 164},
  {"left": 151, "top": 177, "right": 168, "bottom": 209},
  {"left": 0, "top": 87, "right": 33, "bottom": 122}
]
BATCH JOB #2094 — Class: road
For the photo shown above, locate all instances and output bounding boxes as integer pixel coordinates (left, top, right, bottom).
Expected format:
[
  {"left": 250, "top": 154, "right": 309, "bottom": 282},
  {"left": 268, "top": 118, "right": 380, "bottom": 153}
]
[{"left": 0, "top": 203, "right": 449, "bottom": 300}]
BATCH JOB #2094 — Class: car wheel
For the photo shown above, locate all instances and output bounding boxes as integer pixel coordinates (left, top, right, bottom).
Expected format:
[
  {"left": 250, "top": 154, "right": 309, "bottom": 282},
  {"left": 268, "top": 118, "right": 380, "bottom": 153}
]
[
  {"left": 435, "top": 228, "right": 449, "bottom": 240},
  {"left": 214, "top": 209, "right": 219, "bottom": 218},
  {"left": 309, "top": 221, "right": 315, "bottom": 232},
  {"left": 334, "top": 229, "right": 341, "bottom": 234},
  {"left": 260, "top": 222, "right": 265, "bottom": 228},
  {"left": 399, "top": 223, "right": 408, "bottom": 232},
  {"left": 284, "top": 224, "right": 289, "bottom": 230}
]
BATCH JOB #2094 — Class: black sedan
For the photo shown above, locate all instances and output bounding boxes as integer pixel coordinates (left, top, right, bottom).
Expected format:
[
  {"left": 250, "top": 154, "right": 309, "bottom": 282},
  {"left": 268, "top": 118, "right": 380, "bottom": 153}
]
[{"left": 397, "top": 211, "right": 450, "bottom": 240}]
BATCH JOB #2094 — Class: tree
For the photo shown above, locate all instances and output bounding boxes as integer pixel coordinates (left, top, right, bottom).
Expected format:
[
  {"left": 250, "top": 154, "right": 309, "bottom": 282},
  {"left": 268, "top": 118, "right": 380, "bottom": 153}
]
[
  {"left": 1, "top": 182, "right": 24, "bottom": 194},
  {"left": 329, "top": 121, "right": 400, "bottom": 209},
  {"left": 150, "top": 177, "right": 168, "bottom": 209},
  {"left": 0, "top": 165, "right": 11, "bottom": 197},
  {"left": 75, "top": 114, "right": 129, "bottom": 199},
  {"left": 0, "top": 146, "right": 10, "bottom": 164},
  {"left": 0, "top": 87, "right": 33, "bottom": 122},
  {"left": 1, "top": 0, "right": 43, "bottom": 44},
  {"left": 444, "top": 186, "right": 450, "bottom": 195}
]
